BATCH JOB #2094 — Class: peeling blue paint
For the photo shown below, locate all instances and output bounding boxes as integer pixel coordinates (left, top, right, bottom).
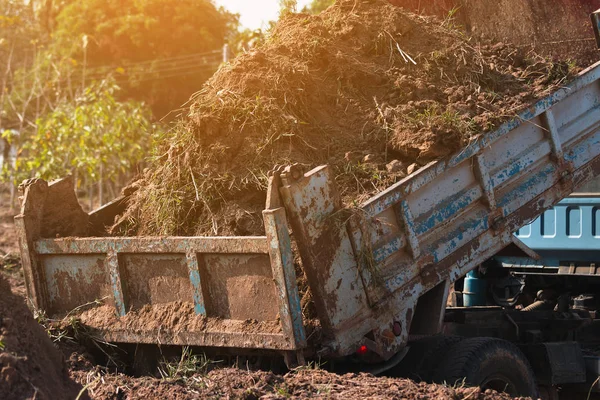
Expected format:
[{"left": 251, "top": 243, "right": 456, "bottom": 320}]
[
  {"left": 415, "top": 187, "right": 479, "bottom": 236},
  {"left": 275, "top": 213, "right": 306, "bottom": 345},
  {"left": 430, "top": 215, "right": 490, "bottom": 264},
  {"left": 264, "top": 208, "right": 306, "bottom": 348},
  {"left": 497, "top": 164, "right": 556, "bottom": 209},
  {"left": 374, "top": 236, "right": 404, "bottom": 264},
  {"left": 186, "top": 252, "right": 206, "bottom": 316}
]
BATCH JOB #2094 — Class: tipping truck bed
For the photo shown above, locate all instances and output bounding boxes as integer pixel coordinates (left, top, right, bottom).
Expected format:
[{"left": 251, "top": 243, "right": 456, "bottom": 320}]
[{"left": 16, "top": 61, "right": 600, "bottom": 366}]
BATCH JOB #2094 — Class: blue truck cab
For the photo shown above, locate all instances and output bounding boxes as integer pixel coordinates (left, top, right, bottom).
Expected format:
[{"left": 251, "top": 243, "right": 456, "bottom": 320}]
[{"left": 516, "top": 177, "right": 600, "bottom": 265}]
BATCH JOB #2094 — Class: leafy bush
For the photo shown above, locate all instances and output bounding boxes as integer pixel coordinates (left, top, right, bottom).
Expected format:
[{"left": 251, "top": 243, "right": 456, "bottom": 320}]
[{"left": 18, "top": 78, "right": 159, "bottom": 186}]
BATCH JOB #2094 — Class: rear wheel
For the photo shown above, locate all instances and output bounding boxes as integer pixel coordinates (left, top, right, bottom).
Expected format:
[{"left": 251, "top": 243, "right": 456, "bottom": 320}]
[{"left": 432, "top": 337, "right": 538, "bottom": 397}]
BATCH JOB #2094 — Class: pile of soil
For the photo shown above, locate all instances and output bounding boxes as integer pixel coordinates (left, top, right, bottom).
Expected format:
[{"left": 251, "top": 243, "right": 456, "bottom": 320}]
[
  {"left": 0, "top": 276, "right": 82, "bottom": 400},
  {"left": 114, "top": 0, "right": 575, "bottom": 237},
  {"left": 0, "top": 192, "right": 26, "bottom": 296}
]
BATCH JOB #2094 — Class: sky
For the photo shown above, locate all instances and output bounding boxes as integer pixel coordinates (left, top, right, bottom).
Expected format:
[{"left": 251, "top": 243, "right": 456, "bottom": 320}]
[{"left": 215, "top": 0, "right": 314, "bottom": 30}]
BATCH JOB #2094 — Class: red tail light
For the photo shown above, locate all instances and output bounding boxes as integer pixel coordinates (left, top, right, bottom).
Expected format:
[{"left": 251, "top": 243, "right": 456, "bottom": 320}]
[{"left": 357, "top": 345, "right": 368, "bottom": 355}]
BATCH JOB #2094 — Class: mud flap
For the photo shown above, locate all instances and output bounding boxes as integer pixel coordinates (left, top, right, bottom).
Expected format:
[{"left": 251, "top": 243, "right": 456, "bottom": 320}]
[{"left": 521, "top": 342, "right": 586, "bottom": 385}]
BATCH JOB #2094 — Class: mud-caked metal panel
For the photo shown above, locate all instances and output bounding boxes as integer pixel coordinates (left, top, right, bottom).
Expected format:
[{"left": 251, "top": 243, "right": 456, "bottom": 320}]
[
  {"left": 279, "top": 166, "right": 370, "bottom": 342},
  {"left": 263, "top": 206, "right": 307, "bottom": 350},
  {"left": 408, "top": 159, "right": 477, "bottom": 221},
  {"left": 483, "top": 118, "right": 547, "bottom": 185},
  {"left": 354, "top": 205, "right": 411, "bottom": 304},
  {"left": 201, "top": 253, "right": 279, "bottom": 321},
  {"left": 552, "top": 82, "right": 600, "bottom": 145},
  {"left": 120, "top": 254, "right": 193, "bottom": 311},
  {"left": 43, "top": 254, "right": 113, "bottom": 316},
  {"left": 98, "top": 328, "right": 291, "bottom": 350}
]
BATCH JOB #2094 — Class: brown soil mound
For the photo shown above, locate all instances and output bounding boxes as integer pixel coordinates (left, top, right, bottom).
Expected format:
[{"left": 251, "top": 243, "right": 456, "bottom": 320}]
[
  {"left": 73, "top": 365, "right": 518, "bottom": 399},
  {"left": 0, "top": 276, "right": 82, "bottom": 400},
  {"left": 0, "top": 198, "right": 26, "bottom": 297},
  {"left": 114, "top": 0, "right": 575, "bottom": 237}
]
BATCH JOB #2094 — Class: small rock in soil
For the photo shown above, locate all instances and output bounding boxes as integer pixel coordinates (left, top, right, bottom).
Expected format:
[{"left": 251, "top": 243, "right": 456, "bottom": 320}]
[
  {"left": 407, "top": 163, "right": 419, "bottom": 175},
  {"left": 386, "top": 159, "right": 405, "bottom": 173}
]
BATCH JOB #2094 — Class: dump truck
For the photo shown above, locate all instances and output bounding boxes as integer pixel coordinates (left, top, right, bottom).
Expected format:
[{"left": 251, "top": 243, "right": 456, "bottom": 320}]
[{"left": 14, "top": 12, "right": 600, "bottom": 399}]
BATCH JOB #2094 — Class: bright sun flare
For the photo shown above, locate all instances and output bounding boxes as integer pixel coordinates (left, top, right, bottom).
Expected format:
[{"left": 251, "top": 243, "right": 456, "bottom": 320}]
[{"left": 215, "top": 0, "right": 313, "bottom": 30}]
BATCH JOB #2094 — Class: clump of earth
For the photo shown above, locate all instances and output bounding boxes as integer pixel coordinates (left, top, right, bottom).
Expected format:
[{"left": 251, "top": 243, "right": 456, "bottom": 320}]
[{"left": 0, "top": 275, "right": 82, "bottom": 400}]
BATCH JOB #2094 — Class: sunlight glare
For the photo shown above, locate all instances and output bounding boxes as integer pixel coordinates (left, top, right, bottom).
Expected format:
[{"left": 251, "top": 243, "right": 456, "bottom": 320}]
[{"left": 215, "top": 0, "right": 313, "bottom": 30}]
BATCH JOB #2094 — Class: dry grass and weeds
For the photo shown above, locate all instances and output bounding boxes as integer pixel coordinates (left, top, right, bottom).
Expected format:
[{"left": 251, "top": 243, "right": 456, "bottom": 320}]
[
  {"left": 69, "top": 362, "right": 519, "bottom": 400},
  {"left": 112, "top": 0, "right": 576, "bottom": 238}
]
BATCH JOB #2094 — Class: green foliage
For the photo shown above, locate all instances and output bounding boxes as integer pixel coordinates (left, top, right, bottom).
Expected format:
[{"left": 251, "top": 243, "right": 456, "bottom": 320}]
[
  {"left": 18, "top": 78, "right": 158, "bottom": 184},
  {"left": 53, "top": 0, "right": 235, "bottom": 62},
  {"left": 276, "top": 385, "right": 291, "bottom": 398},
  {"left": 0, "top": 0, "right": 239, "bottom": 191},
  {"left": 302, "top": 0, "right": 334, "bottom": 14},
  {"left": 0, "top": 1, "right": 43, "bottom": 130},
  {"left": 1, "top": 0, "right": 240, "bottom": 132},
  {"left": 37, "top": 0, "right": 78, "bottom": 33},
  {"left": 49, "top": 0, "right": 238, "bottom": 117},
  {"left": 441, "top": 6, "right": 461, "bottom": 30},
  {"left": 0, "top": 1, "right": 41, "bottom": 62}
]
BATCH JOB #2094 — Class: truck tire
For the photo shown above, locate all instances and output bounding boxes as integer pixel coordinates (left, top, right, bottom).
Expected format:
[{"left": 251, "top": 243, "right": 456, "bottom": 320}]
[
  {"left": 432, "top": 337, "right": 538, "bottom": 397},
  {"left": 390, "top": 335, "right": 463, "bottom": 381}
]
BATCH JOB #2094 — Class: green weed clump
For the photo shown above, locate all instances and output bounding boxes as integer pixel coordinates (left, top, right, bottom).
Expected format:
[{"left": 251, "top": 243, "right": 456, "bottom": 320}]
[{"left": 158, "top": 347, "right": 215, "bottom": 381}]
